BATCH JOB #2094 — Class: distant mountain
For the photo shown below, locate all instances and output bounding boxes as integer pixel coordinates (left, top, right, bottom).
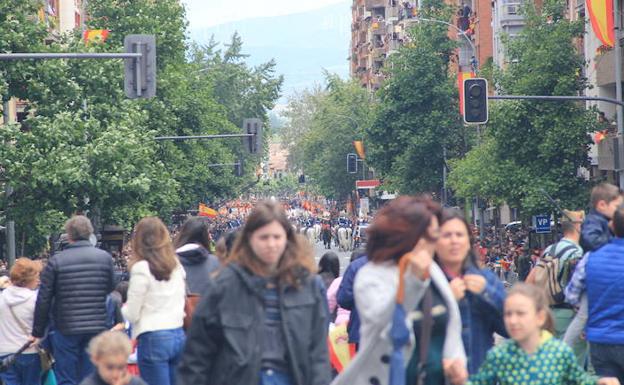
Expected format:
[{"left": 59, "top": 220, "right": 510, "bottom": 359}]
[{"left": 188, "top": 1, "right": 352, "bottom": 101}]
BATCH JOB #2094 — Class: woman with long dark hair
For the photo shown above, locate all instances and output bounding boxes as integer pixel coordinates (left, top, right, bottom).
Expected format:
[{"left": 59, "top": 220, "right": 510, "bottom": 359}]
[
  {"left": 318, "top": 251, "right": 340, "bottom": 291},
  {"left": 332, "top": 196, "right": 467, "bottom": 385},
  {"left": 177, "top": 200, "right": 331, "bottom": 385},
  {"left": 435, "top": 209, "right": 507, "bottom": 374},
  {"left": 174, "top": 217, "right": 219, "bottom": 294},
  {"left": 123, "top": 217, "right": 186, "bottom": 385}
]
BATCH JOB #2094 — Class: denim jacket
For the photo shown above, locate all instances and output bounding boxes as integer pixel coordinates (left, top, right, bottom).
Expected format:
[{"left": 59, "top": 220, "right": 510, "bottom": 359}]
[{"left": 448, "top": 266, "right": 508, "bottom": 374}]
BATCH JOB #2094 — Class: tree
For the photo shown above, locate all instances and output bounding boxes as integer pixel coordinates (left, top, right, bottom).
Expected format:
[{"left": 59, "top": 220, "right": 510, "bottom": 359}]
[
  {"left": 366, "top": 2, "right": 466, "bottom": 195},
  {"left": 448, "top": 0, "right": 596, "bottom": 215},
  {"left": 289, "top": 75, "right": 372, "bottom": 200}
]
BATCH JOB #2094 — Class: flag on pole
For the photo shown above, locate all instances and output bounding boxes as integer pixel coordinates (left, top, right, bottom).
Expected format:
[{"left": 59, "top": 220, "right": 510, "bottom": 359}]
[
  {"left": 83, "top": 29, "right": 110, "bottom": 44},
  {"left": 353, "top": 140, "right": 366, "bottom": 160},
  {"left": 198, "top": 203, "right": 218, "bottom": 218},
  {"left": 586, "top": 0, "right": 615, "bottom": 47},
  {"left": 458, "top": 72, "right": 475, "bottom": 115}
]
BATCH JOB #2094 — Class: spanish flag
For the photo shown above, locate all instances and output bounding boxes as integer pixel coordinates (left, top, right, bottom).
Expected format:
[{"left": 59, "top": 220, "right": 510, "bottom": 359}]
[
  {"left": 587, "top": 0, "right": 615, "bottom": 47},
  {"left": 353, "top": 141, "right": 366, "bottom": 160},
  {"left": 198, "top": 203, "right": 218, "bottom": 218},
  {"left": 458, "top": 72, "right": 475, "bottom": 115},
  {"left": 83, "top": 29, "right": 110, "bottom": 45}
]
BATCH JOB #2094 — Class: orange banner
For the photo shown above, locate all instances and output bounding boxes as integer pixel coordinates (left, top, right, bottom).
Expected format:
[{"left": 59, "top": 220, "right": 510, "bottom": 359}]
[
  {"left": 587, "top": 0, "right": 614, "bottom": 47},
  {"left": 198, "top": 203, "right": 218, "bottom": 218},
  {"left": 458, "top": 72, "right": 475, "bottom": 115},
  {"left": 353, "top": 141, "right": 365, "bottom": 160}
]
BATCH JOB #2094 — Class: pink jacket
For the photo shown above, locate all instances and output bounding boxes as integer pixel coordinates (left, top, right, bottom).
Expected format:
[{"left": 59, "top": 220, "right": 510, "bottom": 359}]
[{"left": 327, "top": 277, "right": 350, "bottom": 325}]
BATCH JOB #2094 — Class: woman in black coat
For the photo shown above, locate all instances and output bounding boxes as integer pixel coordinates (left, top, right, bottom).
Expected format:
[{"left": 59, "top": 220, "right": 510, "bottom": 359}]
[
  {"left": 177, "top": 201, "right": 331, "bottom": 385},
  {"left": 175, "top": 217, "right": 220, "bottom": 294}
]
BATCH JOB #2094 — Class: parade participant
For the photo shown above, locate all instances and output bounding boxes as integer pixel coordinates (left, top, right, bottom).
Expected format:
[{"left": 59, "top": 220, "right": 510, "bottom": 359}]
[
  {"left": 332, "top": 196, "right": 467, "bottom": 385},
  {"left": 80, "top": 331, "right": 147, "bottom": 385},
  {"left": 435, "top": 209, "right": 507, "bottom": 374},
  {"left": 32, "top": 215, "right": 114, "bottom": 385},
  {"left": 466, "top": 283, "right": 618, "bottom": 385},
  {"left": 0, "top": 258, "right": 42, "bottom": 385},
  {"left": 177, "top": 200, "right": 331, "bottom": 385},
  {"left": 174, "top": 217, "right": 219, "bottom": 295},
  {"left": 123, "top": 217, "right": 186, "bottom": 385}
]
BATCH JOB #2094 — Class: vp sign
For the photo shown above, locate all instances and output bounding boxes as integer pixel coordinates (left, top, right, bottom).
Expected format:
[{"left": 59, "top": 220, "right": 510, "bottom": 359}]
[{"left": 534, "top": 214, "right": 551, "bottom": 234}]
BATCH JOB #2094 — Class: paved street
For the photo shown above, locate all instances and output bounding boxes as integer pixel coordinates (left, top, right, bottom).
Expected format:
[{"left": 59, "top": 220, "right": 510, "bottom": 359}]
[{"left": 310, "top": 239, "right": 353, "bottom": 275}]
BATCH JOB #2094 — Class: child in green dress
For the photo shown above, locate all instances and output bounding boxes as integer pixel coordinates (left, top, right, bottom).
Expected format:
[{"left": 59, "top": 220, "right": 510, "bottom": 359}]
[{"left": 467, "top": 283, "right": 619, "bottom": 385}]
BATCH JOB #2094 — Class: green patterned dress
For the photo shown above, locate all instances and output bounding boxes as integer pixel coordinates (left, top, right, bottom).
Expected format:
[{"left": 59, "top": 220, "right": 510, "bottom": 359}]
[{"left": 468, "top": 331, "right": 598, "bottom": 385}]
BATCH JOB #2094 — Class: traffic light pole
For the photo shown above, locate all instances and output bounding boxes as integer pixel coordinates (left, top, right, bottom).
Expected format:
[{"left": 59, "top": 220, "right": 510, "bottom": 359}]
[
  {"left": 2, "top": 99, "right": 15, "bottom": 268},
  {"left": 154, "top": 133, "right": 254, "bottom": 141}
]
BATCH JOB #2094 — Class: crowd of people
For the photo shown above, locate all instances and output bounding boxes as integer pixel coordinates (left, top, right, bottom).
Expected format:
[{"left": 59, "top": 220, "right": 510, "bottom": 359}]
[{"left": 0, "top": 183, "right": 624, "bottom": 385}]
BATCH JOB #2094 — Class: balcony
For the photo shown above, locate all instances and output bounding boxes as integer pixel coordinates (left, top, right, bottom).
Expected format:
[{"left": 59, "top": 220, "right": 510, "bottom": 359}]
[
  {"left": 595, "top": 48, "right": 624, "bottom": 87},
  {"left": 370, "top": 20, "right": 386, "bottom": 35},
  {"left": 365, "top": 0, "right": 386, "bottom": 7},
  {"left": 498, "top": 2, "right": 524, "bottom": 28},
  {"left": 597, "top": 134, "right": 624, "bottom": 170}
]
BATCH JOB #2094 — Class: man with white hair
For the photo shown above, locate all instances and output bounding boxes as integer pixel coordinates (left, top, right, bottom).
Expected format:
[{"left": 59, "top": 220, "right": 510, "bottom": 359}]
[{"left": 32, "top": 215, "right": 113, "bottom": 385}]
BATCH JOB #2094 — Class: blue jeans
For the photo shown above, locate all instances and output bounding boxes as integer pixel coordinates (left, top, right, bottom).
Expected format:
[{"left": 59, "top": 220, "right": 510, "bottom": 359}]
[
  {"left": 259, "top": 369, "right": 294, "bottom": 385},
  {"left": 591, "top": 342, "right": 624, "bottom": 383},
  {"left": 50, "top": 331, "right": 97, "bottom": 385},
  {"left": 137, "top": 328, "right": 185, "bottom": 385},
  {"left": 0, "top": 353, "right": 41, "bottom": 385}
]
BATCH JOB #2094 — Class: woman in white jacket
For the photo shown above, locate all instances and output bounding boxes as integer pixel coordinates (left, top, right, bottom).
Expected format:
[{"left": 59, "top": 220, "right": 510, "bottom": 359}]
[
  {"left": 123, "top": 217, "right": 186, "bottom": 385},
  {"left": 332, "top": 196, "right": 467, "bottom": 385},
  {"left": 0, "top": 258, "right": 42, "bottom": 385}
]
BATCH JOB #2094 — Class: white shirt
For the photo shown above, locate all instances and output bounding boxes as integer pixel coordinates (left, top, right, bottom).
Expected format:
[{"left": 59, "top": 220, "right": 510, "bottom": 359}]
[{"left": 122, "top": 260, "right": 186, "bottom": 338}]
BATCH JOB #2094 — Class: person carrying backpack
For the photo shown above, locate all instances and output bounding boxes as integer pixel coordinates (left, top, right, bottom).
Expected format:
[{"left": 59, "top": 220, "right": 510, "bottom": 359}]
[{"left": 526, "top": 210, "right": 585, "bottom": 339}]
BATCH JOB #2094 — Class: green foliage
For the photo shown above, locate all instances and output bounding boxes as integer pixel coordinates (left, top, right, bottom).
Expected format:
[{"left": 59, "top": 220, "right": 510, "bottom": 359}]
[
  {"left": 283, "top": 75, "right": 371, "bottom": 200},
  {"left": 0, "top": 0, "right": 282, "bottom": 255},
  {"left": 251, "top": 174, "right": 301, "bottom": 199},
  {"left": 449, "top": 0, "right": 594, "bottom": 214},
  {"left": 366, "top": 4, "right": 466, "bottom": 195}
]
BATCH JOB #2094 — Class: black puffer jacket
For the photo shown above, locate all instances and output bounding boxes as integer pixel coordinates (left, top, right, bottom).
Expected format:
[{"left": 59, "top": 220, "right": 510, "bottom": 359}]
[
  {"left": 176, "top": 244, "right": 220, "bottom": 295},
  {"left": 33, "top": 240, "right": 114, "bottom": 337},
  {"left": 177, "top": 263, "right": 331, "bottom": 385}
]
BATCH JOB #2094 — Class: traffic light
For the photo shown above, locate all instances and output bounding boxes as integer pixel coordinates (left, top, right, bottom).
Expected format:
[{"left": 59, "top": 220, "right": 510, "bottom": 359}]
[
  {"left": 298, "top": 174, "right": 306, "bottom": 184},
  {"left": 242, "top": 118, "right": 263, "bottom": 154},
  {"left": 234, "top": 159, "right": 243, "bottom": 177},
  {"left": 347, "top": 153, "right": 357, "bottom": 174},
  {"left": 463, "top": 78, "right": 488, "bottom": 124},
  {"left": 124, "top": 35, "right": 157, "bottom": 99}
]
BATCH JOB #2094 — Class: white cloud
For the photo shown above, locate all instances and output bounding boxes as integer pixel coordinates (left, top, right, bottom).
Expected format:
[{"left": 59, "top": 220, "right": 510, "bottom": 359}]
[{"left": 181, "top": 0, "right": 348, "bottom": 28}]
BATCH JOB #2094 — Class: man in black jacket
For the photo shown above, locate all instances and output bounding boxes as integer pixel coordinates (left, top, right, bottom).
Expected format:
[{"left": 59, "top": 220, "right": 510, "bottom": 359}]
[{"left": 32, "top": 215, "right": 114, "bottom": 385}]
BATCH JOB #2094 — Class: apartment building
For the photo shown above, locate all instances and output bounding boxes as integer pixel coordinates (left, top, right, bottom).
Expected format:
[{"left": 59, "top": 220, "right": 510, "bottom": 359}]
[
  {"left": 4, "top": 0, "right": 87, "bottom": 124},
  {"left": 350, "top": 0, "right": 494, "bottom": 91}
]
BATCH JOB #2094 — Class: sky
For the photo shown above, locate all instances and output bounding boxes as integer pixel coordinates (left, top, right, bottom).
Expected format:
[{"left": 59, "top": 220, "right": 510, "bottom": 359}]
[{"left": 181, "top": 0, "right": 348, "bottom": 29}]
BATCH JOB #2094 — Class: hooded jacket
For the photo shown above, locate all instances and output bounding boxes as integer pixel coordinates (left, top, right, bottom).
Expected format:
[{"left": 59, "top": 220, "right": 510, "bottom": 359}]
[
  {"left": 0, "top": 285, "right": 39, "bottom": 354},
  {"left": 177, "top": 263, "right": 331, "bottom": 385},
  {"left": 176, "top": 244, "right": 220, "bottom": 295}
]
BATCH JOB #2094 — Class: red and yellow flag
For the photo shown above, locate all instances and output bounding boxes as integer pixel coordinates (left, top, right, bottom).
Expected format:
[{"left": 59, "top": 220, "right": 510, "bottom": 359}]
[
  {"left": 587, "top": 0, "right": 615, "bottom": 47},
  {"left": 458, "top": 72, "right": 475, "bottom": 115},
  {"left": 198, "top": 203, "right": 218, "bottom": 218},
  {"left": 353, "top": 141, "right": 365, "bottom": 160},
  {"left": 83, "top": 29, "right": 110, "bottom": 45}
]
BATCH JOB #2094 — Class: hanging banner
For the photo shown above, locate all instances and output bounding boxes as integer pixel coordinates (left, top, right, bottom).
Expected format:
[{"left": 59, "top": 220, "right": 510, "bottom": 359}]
[{"left": 586, "top": 0, "right": 615, "bottom": 47}]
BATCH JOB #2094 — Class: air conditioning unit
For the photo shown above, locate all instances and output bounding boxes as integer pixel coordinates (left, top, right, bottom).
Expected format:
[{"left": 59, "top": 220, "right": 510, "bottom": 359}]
[{"left": 505, "top": 5, "right": 518, "bottom": 15}]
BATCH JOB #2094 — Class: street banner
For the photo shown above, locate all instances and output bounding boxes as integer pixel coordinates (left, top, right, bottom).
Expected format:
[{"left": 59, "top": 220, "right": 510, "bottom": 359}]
[
  {"left": 458, "top": 72, "right": 474, "bottom": 115},
  {"left": 353, "top": 140, "right": 366, "bottom": 159},
  {"left": 587, "top": 0, "right": 614, "bottom": 47}
]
